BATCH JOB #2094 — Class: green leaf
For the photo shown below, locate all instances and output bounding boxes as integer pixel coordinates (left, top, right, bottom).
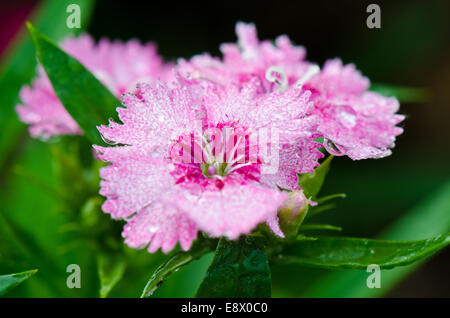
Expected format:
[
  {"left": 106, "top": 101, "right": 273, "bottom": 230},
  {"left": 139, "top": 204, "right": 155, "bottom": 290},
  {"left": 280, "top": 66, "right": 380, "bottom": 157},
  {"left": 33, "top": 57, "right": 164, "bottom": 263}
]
[
  {"left": 303, "top": 179, "right": 450, "bottom": 297},
  {"left": 299, "top": 224, "right": 342, "bottom": 232},
  {"left": 370, "top": 83, "right": 430, "bottom": 103},
  {"left": 274, "top": 234, "right": 450, "bottom": 270},
  {"left": 316, "top": 193, "right": 346, "bottom": 204},
  {"left": 26, "top": 23, "right": 119, "bottom": 145},
  {"left": 97, "top": 253, "right": 126, "bottom": 298},
  {"left": 12, "top": 164, "right": 68, "bottom": 201},
  {"left": 0, "top": 269, "right": 38, "bottom": 296},
  {"left": 0, "top": 0, "right": 94, "bottom": 171},
  {"left": 299, "top": 155, "right": 333, "bottom": 199},
  {"left": 195, "top": 236, "right": 271, "bottom": 298},
  {"left": 141, "top": 240, "right": 214, "bottom": 298},
  {"left": 307, "top": 203, "right": 336, "bottom": 218}
]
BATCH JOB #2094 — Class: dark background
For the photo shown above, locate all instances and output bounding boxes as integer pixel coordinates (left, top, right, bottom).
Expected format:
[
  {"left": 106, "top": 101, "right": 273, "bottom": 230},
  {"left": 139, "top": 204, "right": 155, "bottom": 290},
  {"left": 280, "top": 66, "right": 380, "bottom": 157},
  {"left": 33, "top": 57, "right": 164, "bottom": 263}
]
[{"left": 1, "top": 0, "right": 449, "bottom": 297}]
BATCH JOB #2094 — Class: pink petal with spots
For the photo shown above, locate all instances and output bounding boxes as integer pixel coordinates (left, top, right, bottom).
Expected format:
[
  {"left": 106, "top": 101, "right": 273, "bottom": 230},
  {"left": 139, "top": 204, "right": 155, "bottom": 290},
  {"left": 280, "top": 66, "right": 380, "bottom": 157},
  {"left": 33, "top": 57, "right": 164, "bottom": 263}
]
[
  {"left": 123, "top": 194, "right": 197, "bottom": 253},
  {"left": 176, "top": 181, "right": 287, "bottom": 240},
  {"left": 96, "top": 146, "right": 175, "bottom": 219}
]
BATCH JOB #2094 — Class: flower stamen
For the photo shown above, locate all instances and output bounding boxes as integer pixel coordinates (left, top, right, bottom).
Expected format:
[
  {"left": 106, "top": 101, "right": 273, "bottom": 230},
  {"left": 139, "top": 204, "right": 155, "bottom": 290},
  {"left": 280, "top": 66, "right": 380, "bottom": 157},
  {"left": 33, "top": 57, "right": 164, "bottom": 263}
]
[
  {"left": 294, "top": 64, "right": 320, "bottom": 89},
  {"left": 265, "top": 66, "right": 288, "bottom": 92}
]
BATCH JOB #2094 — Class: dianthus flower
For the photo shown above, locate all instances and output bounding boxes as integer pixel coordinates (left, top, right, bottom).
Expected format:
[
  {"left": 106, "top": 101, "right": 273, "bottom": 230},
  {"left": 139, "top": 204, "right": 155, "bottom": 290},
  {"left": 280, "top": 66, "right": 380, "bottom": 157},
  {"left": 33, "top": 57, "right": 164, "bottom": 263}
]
[
  {"left": 16, "top": 34, "right": 173, "bottom": 139},
  {"left": 178, "top": 22, "right": 313, "bottom": 93},
  {"left": 304, "top": 59, "right": 405, "bottom": 159},
  {"left": 178, "top": 22, "right": 404, "bottom": 160},
  {"left": 94, "top": 76, "right": 322, "bottom": 253}
]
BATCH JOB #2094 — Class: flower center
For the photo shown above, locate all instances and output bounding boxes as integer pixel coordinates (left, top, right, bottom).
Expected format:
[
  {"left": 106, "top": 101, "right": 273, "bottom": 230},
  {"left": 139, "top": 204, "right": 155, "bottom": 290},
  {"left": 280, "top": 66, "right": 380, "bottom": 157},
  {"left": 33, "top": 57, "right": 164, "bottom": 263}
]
[
  {"left": 170, "top": 125, "right": 257, "bottom": 180},
  {"left": 199, "top": 132, "right": 253, "bottom": 179}
]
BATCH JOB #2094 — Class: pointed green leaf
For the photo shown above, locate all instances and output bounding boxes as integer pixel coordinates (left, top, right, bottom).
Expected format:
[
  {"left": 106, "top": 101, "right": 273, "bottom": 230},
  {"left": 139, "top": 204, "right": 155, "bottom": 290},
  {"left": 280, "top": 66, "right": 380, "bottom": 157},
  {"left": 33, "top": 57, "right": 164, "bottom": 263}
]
[
  {"left": 316, "top": 193, "right": 346, "bottom": 204},
  {"left": 195, "top": 236, "right": 271, "bottom": 298},
  {"left": 0, "top": 0, "right": 94, "bottom": 170},
  {"left": 141, "top": 241, "right": 214, "bottom": 298},
  {"left": 303, "top": 179, "right": 450, "bottom": 297},
  {"left": 299, "top": 224, "right": 342, "bottom": 232},
  {"left": 27, "top": 23, "right": 119, "bottom": 145},
  {"left": 299, "top": 155, "right": 333, "bottom": 199},
  {"left": 274, "top": 234, "right": 450, "bottom": 269},
  {"left": 370, "top": 83, "right": 430, "bottom": 103},
  {"left": 0, "top": 269, "right": 38, "bottom": 296},
  {"left": 97, "top": 253, "right": 126, "bottom": 298},
  {"left": 307, "top": 203, "right": 336, "bottom": 218}
]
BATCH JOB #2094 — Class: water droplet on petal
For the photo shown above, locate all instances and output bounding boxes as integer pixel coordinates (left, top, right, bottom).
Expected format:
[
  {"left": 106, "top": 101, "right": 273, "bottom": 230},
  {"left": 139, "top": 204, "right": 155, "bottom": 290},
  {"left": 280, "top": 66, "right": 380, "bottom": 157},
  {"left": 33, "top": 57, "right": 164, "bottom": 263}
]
[
  {"left": 337, "top": 108, "right": 357, "bottom": 129},
  {"left": 149, "top": 226, "right": 159, "bottom": 233},
  {"left": 323, "top": 138, "right": 345, "bottom": 156},
  {"left": 100, "top": 134, "right": 119, "bottom": 145}
]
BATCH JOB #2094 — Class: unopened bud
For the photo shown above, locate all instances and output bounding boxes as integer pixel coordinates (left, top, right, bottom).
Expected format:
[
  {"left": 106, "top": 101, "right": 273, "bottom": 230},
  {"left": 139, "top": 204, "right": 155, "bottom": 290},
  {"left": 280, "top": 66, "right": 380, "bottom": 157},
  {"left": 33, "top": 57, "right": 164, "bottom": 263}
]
[{"left": 278, "top": 190, "right": 309, "bottom": 238}]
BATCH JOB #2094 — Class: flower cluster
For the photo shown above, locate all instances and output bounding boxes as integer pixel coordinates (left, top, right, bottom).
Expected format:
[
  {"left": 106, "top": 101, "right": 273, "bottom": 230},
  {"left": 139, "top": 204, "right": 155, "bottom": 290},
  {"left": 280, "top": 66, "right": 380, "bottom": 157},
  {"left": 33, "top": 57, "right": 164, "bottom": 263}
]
[
  {"left": 17, "top": 22, "right": 404, "bottom": 253},
  {"left": 17, "top": 34, "right": 173, "bottom": 139}
]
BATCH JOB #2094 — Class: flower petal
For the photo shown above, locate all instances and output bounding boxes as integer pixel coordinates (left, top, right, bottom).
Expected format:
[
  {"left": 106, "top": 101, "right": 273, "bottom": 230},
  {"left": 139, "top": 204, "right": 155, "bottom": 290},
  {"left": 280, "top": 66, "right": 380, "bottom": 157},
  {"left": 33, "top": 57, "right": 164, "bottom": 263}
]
[
  {"left": 123, "top": 196, "right": 197, "bottom": 253},
  {"left": 176, "top": 181, "right": 287, "bottom": 239}
]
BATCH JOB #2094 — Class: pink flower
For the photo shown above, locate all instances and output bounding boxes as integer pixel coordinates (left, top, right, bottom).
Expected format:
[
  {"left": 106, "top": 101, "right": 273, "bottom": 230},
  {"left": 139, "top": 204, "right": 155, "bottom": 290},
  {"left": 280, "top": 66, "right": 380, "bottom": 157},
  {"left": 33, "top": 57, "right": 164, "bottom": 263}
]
[
  {"left": 16, "top": 34, "right": 173, "bottom": 139},
  {"left": 305, "top": 59, "right": 405, "bottom": 160},
  {"left": 178, "top": 22, "right": 311, "bottom": 93},
  {"left": 95, "top": 76, "right": 322, "bottom": 253},
  {"left": 179, "top": 23, "right": 404, "bottom": 160}
]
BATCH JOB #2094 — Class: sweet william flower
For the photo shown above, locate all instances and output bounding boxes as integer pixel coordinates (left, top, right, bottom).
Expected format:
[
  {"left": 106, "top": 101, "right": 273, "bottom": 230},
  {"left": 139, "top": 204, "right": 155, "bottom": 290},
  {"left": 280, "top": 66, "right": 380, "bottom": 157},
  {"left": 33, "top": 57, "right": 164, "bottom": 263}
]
[
  {"left": 178, "top": 22, "right": 313, "bottom": 93},
  {"left": 94, "top": 76, "right": 322, "bottom": 253},
  {"left": 304, "top": 59, "right": 405, "bottom": 160},
  {"left": 179, "top": 22, "right": 404, "bottom": 160},
  {"left": 16, "top": 34, "right": 173, "bottom": 139}
]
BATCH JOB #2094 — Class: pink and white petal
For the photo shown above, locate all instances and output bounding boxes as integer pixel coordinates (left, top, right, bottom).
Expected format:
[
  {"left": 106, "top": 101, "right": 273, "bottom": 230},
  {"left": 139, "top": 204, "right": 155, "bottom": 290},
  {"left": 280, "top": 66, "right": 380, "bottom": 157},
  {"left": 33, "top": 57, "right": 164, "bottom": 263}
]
[
  {"left": 123, "top": 200, "right": 197, "bottom": 253},
  {"left": 250, "top": 88, "right": 317, "bottom": 142},
  {"left": 266, "top": 214, "right": 285, "bottom": 238},
  {"left": 96, "top": 146, "right": 175, "bottom": 219},
  {"left": 16, "top": 75, "right": 81, "bottom": 138},
  {"left": 260, "top": 138, "right": 323, "bottom": 191},
  {"left": 274, "top": 35, "right": 306, "bottom": 62},
  {"left": 97, "top": 81, "right": 202, "bottom": 149},
  {"left": 204, "top": 80, "right": 318, "bottom": 144},
  {"left": 176, "top": 182, "right": 287, "bottom": 240},
  {"left": 309, "top": 58, "right": 370, "bottom": 97},
  {"left": 317, "top": 91, "right": 404, "bottom": 160},
  {"left": 235, "top": 22, "right": 260, "bottom": 60}
]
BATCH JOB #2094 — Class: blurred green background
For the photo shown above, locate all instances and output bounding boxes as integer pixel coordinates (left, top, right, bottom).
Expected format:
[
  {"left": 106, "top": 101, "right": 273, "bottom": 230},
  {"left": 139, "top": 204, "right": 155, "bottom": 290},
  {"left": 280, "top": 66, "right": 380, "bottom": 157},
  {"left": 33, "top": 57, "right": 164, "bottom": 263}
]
[{"left": 0, "top": 0, "right": 449, "bottom": 297}]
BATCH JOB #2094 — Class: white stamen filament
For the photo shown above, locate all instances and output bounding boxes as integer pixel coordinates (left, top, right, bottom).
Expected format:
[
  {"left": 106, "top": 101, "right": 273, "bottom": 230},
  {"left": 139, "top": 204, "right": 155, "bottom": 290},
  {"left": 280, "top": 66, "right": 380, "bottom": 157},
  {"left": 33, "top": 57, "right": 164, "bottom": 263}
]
[
  {"left": 226, "top": 136, "right": 243, "bottom": 165},
  {"left": 294, "top": 64, "right": 320, "bottom": 89},
  {"left": 226, "top": 162, "right": 253, "bottom": 175},
  {"left": 265, "top": 66, "right": 288, "bottom": 92},
  {"left": 193, "top": 139, "right": 211, "bottom": 163},
  {"left": 201, "top": 135, "right": 215, "bottom": 165},
  {"left": 200, "top": 133, "right": 255, "bottom": 177}
]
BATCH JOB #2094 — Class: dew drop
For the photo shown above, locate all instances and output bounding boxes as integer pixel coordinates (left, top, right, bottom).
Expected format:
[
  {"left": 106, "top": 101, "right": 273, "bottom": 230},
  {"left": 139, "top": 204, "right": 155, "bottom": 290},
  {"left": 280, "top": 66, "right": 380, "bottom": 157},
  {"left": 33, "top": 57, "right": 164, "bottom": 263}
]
[
  {"left": 323, "top": 138, "right": 345, "bottom": 156},
  {"left": 100, "top": 134, "right": 118, "bottom": 145},
  {"left": 337, "top": 109, "right": 357, "bottom": 129},
  {"left": 149, "top": 226, "right": 159, "bottom": 233}
]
